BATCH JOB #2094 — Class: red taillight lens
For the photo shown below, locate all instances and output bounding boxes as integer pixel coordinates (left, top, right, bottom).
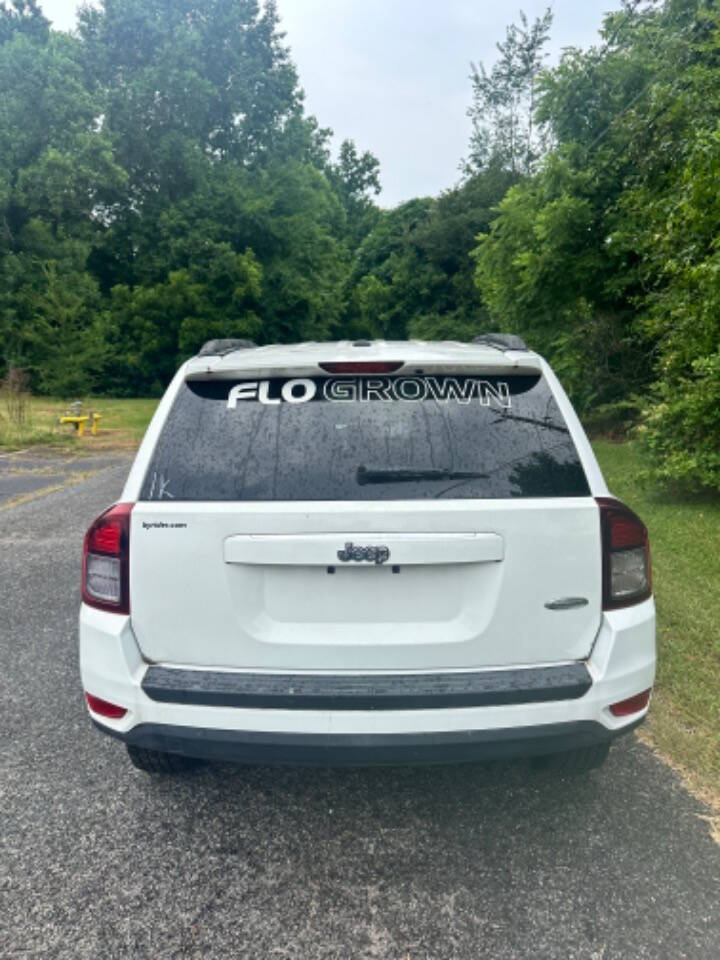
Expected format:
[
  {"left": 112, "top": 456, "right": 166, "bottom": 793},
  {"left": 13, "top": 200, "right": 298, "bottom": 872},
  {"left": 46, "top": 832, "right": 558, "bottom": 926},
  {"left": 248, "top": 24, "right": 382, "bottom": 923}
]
[
  {"left": 610, "top": 689, "right": 652, "bottom": 717},
  {"left": 87, "top": 518, "right": 124, "bottom": 553},
  {"left": 85, "top": 692, "right": 127, "bottom": 719},
  {"left": 82, "top": 502, "right": 134, "bottom": 614},
  {"left": 318, "top": 361, "right": 404, "bottom": 373},
  {"left": 596, "top": 498, "right": 652, "bottom": 610}
]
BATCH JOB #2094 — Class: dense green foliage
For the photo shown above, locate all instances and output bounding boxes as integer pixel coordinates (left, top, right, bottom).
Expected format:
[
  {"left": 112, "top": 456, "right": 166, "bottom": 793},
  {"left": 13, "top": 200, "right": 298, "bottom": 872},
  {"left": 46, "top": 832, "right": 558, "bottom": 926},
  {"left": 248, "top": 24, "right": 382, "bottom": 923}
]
[
  {"left": 0, "top": 0, "right": 380, "bottom": 394},
  {"left": 0, "top": 0, "right": 718, "bottom": 489},
  {"left": 474, "top": 0, "right": 720, "bottom": 489},
  {"left": 345, "top": 170, "right": 515, "bottom": 342}
]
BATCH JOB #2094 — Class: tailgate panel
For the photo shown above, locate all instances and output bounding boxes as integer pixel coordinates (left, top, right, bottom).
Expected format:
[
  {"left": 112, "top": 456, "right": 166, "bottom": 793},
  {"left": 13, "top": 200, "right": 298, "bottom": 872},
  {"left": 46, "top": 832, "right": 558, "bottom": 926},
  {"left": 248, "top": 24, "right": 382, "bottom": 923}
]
[{"left": 130, "top": 499, "right": 601, "bottom": 671}]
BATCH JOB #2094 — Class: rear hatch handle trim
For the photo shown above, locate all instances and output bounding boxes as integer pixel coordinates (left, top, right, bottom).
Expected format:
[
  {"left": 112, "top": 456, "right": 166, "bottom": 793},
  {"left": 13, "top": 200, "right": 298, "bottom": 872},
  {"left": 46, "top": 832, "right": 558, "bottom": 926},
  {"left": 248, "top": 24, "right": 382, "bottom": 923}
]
[{"left": 224, "top": 532, "right": 504, "bottom": 566}]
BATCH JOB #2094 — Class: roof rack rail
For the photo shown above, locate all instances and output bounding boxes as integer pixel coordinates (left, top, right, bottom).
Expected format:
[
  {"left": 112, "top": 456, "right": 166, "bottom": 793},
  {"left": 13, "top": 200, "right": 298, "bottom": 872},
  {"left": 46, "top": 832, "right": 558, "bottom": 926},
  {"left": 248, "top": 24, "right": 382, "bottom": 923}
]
[
  {"left": 197, "top": 338, "right": 257, "bottom": 358},
  {"left": 472, "top": 333, "right": 528, "bottom": 352}
]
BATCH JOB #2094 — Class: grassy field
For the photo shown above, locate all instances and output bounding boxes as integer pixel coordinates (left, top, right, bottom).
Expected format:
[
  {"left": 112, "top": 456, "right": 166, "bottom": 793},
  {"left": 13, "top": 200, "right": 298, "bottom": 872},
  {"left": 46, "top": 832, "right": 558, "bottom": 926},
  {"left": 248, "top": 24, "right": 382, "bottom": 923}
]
[
  {"left": 0, "top": 396, "right": 159, "bottom": 451},
  {"left": 2, "top": 397, "right": 717, "bottom": 803},
  {"left": 594, "top": 440, "right": 720, "bottom": 807}
]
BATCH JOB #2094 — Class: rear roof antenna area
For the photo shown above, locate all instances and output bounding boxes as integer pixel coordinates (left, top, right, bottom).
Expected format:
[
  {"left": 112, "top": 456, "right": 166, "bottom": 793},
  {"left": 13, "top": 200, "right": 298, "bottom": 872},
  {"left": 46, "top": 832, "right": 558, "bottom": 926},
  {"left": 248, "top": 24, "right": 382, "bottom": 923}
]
[{"left": 197, "top": 338, "right": 257, "bottom": 357}]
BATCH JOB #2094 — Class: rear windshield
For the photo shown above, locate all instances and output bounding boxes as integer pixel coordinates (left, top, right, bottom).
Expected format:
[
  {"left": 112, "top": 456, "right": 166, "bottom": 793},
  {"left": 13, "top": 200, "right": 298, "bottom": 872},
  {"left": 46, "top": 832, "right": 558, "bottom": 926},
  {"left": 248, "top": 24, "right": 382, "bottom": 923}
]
[{"left": 140, "top": 374, "right": 590, "bottom": 501}]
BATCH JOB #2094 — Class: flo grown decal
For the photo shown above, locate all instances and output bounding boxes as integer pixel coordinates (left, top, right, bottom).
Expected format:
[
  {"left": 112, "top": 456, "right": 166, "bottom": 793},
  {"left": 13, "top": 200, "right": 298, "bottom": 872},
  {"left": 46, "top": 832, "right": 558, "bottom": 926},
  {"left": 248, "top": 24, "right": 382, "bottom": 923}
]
[{"left": 227, "top": 376, "right": 512, "bottom": 409}]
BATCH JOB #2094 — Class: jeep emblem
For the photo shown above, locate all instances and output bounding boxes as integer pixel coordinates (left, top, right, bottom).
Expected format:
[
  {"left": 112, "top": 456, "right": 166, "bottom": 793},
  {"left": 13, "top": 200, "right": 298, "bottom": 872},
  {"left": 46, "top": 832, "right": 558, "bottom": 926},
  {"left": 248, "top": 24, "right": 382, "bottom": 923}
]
[{"left": 337, "top": 542, "right": 390, "bottom": 565}]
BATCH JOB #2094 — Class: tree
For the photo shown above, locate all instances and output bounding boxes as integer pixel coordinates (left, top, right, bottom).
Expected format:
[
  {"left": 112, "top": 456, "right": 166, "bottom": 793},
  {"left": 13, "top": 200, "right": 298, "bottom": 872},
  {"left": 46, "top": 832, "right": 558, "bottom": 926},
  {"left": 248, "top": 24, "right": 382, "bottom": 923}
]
[
  {"left": 326, "top": 139, "right": 381, "bottom": 245},
  {"left": 345, "top": 168, "right": 513, "bottom": 341},
  {"left": 0, "top": 12, "right": 125, "bottom": 389},
  {"left": 77, "top": 0, "right": 308, "bottom": 288},
  {"left": 100, "top": 243, "right": 262, "bottom": 394},
  {"left": 0, "top": 0, "right": 48, "bottom": 45},
  {"left": 474, "top": 0, "right": 720, "bottom": 489},
  {"left": 466, "top": 8, "right": 553, "bottom": 175}
]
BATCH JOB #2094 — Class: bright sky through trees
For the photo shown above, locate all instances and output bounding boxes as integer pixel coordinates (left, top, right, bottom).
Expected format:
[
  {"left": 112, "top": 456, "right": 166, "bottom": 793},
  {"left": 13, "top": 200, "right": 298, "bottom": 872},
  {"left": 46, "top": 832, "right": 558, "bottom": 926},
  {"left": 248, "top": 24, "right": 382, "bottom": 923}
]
[{"left": 38, "top": 0, "right": 610, "bottom": 205}]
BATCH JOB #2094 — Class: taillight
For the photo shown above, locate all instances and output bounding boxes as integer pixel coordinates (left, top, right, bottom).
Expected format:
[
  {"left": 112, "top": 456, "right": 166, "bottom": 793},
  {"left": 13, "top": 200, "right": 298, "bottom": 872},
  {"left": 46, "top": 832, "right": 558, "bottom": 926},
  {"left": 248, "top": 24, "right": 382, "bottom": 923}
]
[
  {"left": 596, "top": 497, "right": 652, "bottom": 610},
  {"left": 318, "top": 361, "right": 404, "bottom": 373},
  {"left": 82, "top": 503, "right": 134, "bottom": 614}
]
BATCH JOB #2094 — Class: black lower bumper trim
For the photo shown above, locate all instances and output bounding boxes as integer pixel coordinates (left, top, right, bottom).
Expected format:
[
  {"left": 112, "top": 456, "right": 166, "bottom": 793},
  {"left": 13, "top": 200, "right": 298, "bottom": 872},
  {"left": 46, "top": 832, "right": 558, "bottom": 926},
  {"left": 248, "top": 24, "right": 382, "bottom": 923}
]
[
  {"left": 141, "top": 663, "right": 592, "bottom": 711},
  {"left": 94, "top": 718, "right": 641, "bottom": 767}
]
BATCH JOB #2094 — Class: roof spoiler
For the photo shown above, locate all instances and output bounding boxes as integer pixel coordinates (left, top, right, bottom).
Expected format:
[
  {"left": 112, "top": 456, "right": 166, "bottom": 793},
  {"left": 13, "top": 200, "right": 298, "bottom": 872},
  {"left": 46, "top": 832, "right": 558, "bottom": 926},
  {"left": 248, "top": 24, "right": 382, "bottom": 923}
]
[
  {"left": 473, "top": 333, "right": 529, "bottom": 352},
  {"left": 197, "top": 338, "right": 257, "bottom": 358}
]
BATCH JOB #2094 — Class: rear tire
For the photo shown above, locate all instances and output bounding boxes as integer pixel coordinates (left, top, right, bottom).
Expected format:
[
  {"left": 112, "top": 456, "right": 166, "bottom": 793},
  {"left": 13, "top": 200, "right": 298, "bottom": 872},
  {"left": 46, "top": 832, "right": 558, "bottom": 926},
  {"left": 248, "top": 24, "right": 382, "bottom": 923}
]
[
  {"left": 534, "top": 743, "right": 610, "bottom": 777},
  {"left": 126, "top": 744, "right": 203, "bottom": 774}
]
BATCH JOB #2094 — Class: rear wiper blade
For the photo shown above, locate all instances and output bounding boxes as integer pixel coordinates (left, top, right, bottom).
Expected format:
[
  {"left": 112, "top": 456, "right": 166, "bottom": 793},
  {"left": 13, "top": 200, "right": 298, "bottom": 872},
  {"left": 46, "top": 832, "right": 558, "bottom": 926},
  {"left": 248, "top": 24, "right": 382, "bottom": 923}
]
[
  {"left": 491, "top": 412, "right": 567, "bottom": 433},
  {"left": 357, "top": 466, "right": 488, "bottom": 485}
]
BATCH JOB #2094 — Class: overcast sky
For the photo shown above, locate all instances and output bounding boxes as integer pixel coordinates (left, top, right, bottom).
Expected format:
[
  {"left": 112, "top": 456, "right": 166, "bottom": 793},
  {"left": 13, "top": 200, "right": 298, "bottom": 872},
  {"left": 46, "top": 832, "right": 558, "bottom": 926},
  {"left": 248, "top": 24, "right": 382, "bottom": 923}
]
[{"left": 38, "top": 0, "right": 615, "bottom": 206}]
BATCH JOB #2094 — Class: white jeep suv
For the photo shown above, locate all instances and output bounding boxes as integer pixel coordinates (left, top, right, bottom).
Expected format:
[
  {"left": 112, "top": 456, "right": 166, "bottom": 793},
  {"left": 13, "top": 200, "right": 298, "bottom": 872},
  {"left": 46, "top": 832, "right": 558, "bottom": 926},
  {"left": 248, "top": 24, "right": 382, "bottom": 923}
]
[{"left": 79, "top": 336, "right": 655, "bottom": 774}]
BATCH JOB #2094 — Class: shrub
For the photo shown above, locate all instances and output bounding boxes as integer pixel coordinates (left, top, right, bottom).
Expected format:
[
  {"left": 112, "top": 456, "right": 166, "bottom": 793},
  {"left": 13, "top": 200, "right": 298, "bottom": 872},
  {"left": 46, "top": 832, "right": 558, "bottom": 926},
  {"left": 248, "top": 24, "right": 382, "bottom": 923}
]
[
  {"left": 641, "top": 352, "right": 720, "bottom": 493},
  {"left": 582, "top": 399, "right": 644, "bottom": 439}
]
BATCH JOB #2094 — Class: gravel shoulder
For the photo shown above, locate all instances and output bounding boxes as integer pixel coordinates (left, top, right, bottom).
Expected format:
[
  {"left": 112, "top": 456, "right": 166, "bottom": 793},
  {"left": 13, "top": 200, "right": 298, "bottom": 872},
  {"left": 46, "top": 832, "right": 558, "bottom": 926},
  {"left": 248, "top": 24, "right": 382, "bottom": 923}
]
[{"left": 0, "top": 449, "right": 129, "bottom": 507}]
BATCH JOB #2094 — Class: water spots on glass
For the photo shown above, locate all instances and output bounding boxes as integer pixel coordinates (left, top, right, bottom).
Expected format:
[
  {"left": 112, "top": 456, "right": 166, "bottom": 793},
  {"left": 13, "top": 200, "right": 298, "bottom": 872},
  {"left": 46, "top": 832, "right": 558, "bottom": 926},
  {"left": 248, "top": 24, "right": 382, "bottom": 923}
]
[{"left": 139, "top": 376, "right": 590, "bottom": 502}]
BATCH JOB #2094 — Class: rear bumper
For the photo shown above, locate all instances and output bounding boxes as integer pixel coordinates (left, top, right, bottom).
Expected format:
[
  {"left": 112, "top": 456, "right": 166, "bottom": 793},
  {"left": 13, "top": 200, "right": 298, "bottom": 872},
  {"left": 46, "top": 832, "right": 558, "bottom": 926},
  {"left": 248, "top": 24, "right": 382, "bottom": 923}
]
[
  {"left": 79, "top": 597, "right": 656, "bottom": 767},
  {"left": 140, "top": 662, "right": 592, "bottom": 711},
  {"left": 95, "top": 717, "right": 642, "bottom": 767}
]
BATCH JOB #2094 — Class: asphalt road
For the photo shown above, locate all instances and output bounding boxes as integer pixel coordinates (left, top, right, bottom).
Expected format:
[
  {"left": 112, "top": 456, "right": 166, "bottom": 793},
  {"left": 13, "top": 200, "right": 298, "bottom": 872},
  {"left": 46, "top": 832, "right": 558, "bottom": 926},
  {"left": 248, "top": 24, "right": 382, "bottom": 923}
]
[{"left": 1, "top": 456, "right": 719, "bottom": 959}]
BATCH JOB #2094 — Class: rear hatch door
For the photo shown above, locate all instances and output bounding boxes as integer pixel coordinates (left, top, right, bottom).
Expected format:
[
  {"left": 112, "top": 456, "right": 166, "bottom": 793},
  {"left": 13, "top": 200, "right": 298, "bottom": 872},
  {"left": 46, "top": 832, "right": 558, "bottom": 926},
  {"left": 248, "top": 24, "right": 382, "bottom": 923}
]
[{"left": 130, "top": 370, "right": 601, "bottom": 670}]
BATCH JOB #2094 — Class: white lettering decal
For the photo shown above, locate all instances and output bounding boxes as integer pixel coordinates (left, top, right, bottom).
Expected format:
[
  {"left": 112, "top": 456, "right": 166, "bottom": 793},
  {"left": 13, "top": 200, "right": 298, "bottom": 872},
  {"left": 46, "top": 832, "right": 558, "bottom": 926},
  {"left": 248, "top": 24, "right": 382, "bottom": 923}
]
[
  {"left": 363, "top": 378, "right": 392, "bottom": 401},
  {"left": 227, "top": 382, "right": 259, "bottom": 408},
  {"left": 395, "top": 378, "right": 425, "bottom": 401},
  {"left": 227, "top": 377, "right": 512, "bottom": 408},
  {"left": 281, "top": 378, "right": 317, "bottom": 403},
  {"left": 323, "top": 379, "right": 357, "bottom": 401},
  {"left": 479, "top": 380, "right": 511, "bottom": 408},
  {"left": 258, "top": 381, "right": 280, "bottom": 405},
  {"left": 425, "top": 377, "right": 477, "bottom": 404}
]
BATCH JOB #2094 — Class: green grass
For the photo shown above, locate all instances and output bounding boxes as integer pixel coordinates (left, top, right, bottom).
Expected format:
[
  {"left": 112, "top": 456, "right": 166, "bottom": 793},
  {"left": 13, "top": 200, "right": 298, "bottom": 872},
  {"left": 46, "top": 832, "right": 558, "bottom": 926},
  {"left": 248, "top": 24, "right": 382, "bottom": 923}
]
[
  {"left": 0, "top": 396, "right": 159, "bottom": 451},
  {"left": 593, "top": 439, "right": 720, "bottom": 802}
]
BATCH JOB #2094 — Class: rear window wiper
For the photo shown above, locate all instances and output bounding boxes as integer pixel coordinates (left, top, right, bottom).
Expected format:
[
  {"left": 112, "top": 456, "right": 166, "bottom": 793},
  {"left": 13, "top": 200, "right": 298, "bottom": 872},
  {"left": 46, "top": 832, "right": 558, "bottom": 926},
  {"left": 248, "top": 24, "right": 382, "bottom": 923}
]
[
  {"left": 490, "top": 412, "right": 568, "bottom": 433},
  {"left": 357, "top": 466, "right": 488, "bottom": 485}
]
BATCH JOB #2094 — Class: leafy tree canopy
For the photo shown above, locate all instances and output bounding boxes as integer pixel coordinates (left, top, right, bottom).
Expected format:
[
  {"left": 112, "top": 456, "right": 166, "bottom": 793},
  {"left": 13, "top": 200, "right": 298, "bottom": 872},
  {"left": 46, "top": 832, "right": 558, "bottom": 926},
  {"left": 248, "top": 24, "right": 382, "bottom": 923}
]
[
  {"left": 474, "top": 0, "right": 720, "bottom": 488},
  {"left": 1, "top": 0, "right": 378, "bottom": 393}
]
